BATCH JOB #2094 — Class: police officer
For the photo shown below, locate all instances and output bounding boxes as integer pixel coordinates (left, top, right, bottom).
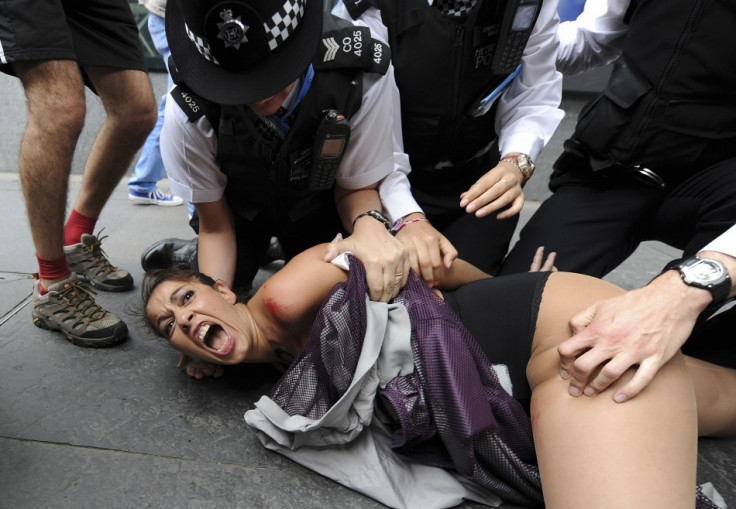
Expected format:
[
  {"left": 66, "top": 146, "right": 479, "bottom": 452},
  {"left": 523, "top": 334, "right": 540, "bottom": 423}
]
[
  {"left": 337, "top": 0, "right": 563, "bottom": 275},
  {"left": 499, "top": 0, "right": 736, "bottom": 402},
  {"left": 501, "top": 0, "right": 736, "bottom": 277},
  {"left": 145, "top": 0, "right": 459, "bottom": 302}
]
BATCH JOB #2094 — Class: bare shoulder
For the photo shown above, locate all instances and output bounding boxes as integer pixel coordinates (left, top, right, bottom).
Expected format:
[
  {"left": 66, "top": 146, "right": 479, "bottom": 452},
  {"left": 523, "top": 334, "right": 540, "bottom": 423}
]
[{"left": 255, "top": 244, "right": 348, "bottom": 321}]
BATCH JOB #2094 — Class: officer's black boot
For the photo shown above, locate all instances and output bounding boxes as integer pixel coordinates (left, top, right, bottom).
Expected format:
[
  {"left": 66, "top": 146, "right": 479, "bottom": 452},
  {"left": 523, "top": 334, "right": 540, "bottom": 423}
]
[{"left": 141, "top": 238, "right": 199, "bottom": 272}]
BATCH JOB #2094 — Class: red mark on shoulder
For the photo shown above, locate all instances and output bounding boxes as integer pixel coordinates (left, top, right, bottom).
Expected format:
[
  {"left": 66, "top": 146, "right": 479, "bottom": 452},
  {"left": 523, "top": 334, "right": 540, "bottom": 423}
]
[{"left": 264, "top": 297, "right": 282, "bottom": 317}]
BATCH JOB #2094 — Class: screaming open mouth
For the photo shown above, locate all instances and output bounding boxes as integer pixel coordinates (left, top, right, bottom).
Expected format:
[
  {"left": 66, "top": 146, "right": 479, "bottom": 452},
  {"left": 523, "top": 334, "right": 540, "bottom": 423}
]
[{"left": 197, "top": 323, "right": 233, "bottom": 355}]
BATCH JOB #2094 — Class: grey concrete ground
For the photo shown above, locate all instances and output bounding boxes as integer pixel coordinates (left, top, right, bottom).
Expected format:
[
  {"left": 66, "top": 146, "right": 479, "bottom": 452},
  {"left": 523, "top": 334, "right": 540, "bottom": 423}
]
[{"left": 0, "top": 69, "right": 734, "bottom": 508}]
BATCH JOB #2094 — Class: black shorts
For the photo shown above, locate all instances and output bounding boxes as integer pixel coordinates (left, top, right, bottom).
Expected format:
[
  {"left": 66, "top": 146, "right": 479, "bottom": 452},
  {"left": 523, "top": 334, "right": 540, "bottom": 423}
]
[
  {"left": 0, "top": 0, "right": 146, "bottom": 74},
  {"left": 442, "top": 271, "right": 551, "bottom": 403}
]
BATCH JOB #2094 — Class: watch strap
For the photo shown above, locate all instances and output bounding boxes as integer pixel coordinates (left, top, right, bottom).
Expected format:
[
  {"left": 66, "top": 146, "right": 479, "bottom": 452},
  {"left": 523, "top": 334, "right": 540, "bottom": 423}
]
[
  {"left": 670, "top": 256, "right": 732, "bottom": 305},
  {"left": 352, "top": 209, "right": 391, "bottom": 231},
  {"left": 500, "top": 153, "right": 535, "bottom": 182}
]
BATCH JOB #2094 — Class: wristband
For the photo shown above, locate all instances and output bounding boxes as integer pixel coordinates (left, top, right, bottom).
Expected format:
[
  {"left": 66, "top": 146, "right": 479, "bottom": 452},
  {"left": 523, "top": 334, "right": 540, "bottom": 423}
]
[
  {"left": 391, "top": 216, "right": 430, "bottom": 235},
  {"left": 352, "top": 209, "right": 391, "bottom": 231}
]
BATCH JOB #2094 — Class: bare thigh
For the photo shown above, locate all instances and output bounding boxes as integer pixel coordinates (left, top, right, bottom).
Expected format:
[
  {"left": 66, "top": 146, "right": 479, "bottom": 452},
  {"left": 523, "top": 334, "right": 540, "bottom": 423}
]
[{"left": 527, "top": 272, "right": 624, "bottom": 389}]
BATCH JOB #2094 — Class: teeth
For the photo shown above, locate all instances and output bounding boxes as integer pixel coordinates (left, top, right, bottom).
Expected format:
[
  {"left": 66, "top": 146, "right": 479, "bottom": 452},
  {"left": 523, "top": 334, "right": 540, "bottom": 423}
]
[{"left": 197, "top": 323, "right": 228, "bottom": 353}]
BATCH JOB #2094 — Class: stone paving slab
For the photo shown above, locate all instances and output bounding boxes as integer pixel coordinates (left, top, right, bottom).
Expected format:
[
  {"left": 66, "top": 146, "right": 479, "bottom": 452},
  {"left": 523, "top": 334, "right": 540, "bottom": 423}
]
[{"left": 1, "top": 68, "right": 734, "bottom": 508}]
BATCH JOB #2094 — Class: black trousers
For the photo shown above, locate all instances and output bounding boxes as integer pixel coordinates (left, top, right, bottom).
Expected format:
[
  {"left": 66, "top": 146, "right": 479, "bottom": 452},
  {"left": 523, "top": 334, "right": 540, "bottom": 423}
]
[
  {"left": 500, "top": 155, "right": 736, "bottom": 278},
  {"left": 499, "top": 155, "right": 736, "bottom": 369}
]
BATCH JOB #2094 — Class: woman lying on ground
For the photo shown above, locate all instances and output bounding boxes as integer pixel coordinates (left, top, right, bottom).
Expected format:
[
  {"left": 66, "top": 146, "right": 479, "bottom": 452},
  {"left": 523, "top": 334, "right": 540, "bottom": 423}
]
[{"left": 142, "top": 244, "right": 736, "bottom": 509}]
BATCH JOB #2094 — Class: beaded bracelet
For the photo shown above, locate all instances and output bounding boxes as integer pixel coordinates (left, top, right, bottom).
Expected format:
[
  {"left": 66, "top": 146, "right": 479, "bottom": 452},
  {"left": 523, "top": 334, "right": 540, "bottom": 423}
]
[{"left": 391, "top": 216, "right": 430, "bottom": 235}]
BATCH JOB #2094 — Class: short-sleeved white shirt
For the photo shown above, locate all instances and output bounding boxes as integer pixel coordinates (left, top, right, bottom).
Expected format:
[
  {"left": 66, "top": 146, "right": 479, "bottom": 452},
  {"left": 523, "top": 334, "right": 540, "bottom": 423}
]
[{"left": 161, "top": 65, "right": 419, "bottom": 222}]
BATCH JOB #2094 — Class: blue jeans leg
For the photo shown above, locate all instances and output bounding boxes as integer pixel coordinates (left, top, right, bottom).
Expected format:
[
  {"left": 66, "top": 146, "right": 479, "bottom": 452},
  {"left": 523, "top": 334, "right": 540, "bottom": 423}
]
[{"left": 128, "top": 13, "right": 173, "bottom": 194}]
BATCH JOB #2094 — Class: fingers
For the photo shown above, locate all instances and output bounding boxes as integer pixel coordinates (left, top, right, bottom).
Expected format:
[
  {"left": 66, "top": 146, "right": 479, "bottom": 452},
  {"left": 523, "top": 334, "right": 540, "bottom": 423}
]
[
  {"left": 564, "top": 346, "right": 616, "bottom": 396},
  {"left": 462, "top": 183, "right": 520, "bottom": 217},
  {"left": 559, "top": 333, "right": 663, "bottom": 402},
  {"left": 541, "top": 251, "right": 557, "bottom": 272},
  {"left": 569, "top": 303, "right": 596, "bottom": 335},
  {"left": 439, "top": 235, "right": 458, "bottom": 269},
  {"left": 530, "top": 246, "right": 545, "bottom": 272},
  {"left": 414, "top": 242, "right": 438, "bottom": 286},
  {"left": 557, "top": 333, "right": 594, "bottom": 382},
  {"left": 495, "top": 193, "right": 525, "bottom": 220},
  {"left": 178, "top": 354, "right": 225, "bottom": 379},
  {"left": 612, "top": 359, "right": 659, "bottom": 403},
  {"left": 396, "top": 221, "right": 456, "bottom": 286},
  {"left": 365, "top": 254, "right": 408, "bottom": 302},
  {"left": 459, "top": 169, "right": 523, "bottom": 218},
  {"left": 529, "top": 247, "right": 558, "bottom": 272},
  {"left": 323, "top": 240, "right": 344, "bottom": 262}
]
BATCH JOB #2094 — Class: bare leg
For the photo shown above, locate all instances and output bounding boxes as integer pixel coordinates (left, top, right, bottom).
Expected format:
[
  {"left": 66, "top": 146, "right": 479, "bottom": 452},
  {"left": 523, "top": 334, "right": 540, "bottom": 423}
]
[
  {"left": 72, "top": 67, "right": 156, "bottom": 219},
  {"left": 686, "top": 356, "right": 736, "bottom": 437},
  {"left": 17, "top": 60, "right": 86, "bottom": 286},
  {"left": 528, "top": 273, "right": 697, "bottom": 509}
]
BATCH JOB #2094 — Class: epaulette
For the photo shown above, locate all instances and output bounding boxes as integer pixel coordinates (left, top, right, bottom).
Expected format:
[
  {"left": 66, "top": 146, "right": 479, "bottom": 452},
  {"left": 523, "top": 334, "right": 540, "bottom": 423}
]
[
  {"left": 315, "top": 17, "right": 391, "bottom": 76},
  {"left": 170, "top": 84, "right": 220, "bottom": 125}
]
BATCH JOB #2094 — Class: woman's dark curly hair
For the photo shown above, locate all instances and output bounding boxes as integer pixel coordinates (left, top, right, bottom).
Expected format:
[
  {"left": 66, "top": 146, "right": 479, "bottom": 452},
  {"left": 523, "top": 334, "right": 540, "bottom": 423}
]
[
  {"left": 141, "top": 264, "right": 217, "bottom": 308},
  {"left": 140, "top": 264, "right": 217, "bottom": 336},
  {"left": 140, "top": 264, "right": 253, "bottom": 336}
]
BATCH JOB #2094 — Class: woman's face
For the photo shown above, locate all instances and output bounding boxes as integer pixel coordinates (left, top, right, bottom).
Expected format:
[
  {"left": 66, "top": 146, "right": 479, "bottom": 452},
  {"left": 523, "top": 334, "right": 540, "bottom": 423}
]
[{"left": 145, "top": 279, "right": 254, "bottom": 365}]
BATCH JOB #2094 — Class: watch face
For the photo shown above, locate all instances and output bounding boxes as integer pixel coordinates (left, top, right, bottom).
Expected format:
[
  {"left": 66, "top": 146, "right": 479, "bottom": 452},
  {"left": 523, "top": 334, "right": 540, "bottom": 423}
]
[
  {"left": 678, "top": 257, "right": 732, "bottom": 305},
  {"left": 686, "top": 259, "right": 726, "bottom": 283}
]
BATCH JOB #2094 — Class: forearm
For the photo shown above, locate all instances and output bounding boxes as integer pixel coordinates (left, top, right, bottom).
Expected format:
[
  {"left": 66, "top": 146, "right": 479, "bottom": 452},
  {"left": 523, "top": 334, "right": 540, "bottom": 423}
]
[
  {"left": 197, "top": 229, "right": 237, "bottom": 287},
  {"left": 334, "top": 185, "right": 384, "bottom": 232},
  {"left": 434, "top": 259, "right": 491, "bottom": 290},
  {"left": 195, "top": 200, "right": 237, "bottom": 286},
  {"left": 652, "top": 249, "right": 736, "bottom": 317}
]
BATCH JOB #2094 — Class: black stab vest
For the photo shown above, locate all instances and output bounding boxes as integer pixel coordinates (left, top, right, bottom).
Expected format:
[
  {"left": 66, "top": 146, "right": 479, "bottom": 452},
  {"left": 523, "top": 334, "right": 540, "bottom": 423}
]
[
  {"left": 352, "top": 0, "right": 535, "bottom": 172},
  {"left": 171, "top": 14, "right": 390, "bottom": 223},
  {"left": 568, "top": 0, "right": 736, "bottom": 175}
]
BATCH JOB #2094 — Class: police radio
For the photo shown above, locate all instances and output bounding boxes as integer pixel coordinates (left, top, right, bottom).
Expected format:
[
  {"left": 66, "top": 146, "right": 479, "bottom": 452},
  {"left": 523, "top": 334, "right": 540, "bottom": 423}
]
[
  {"left": 492, "top": 0, "right": 542, "bottom": 74},
  {"left": 309, "top": 110, "right": 351, "bottom": 191}
]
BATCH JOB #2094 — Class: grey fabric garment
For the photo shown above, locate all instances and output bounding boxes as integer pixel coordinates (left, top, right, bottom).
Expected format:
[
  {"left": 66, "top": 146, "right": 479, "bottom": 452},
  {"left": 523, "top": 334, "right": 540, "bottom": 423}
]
[
  {"left": 244, "top": 255, "right": 727, "bottom": 509},
  {"left": 245, "top": 259, "right": 505, "bottom": 508}
]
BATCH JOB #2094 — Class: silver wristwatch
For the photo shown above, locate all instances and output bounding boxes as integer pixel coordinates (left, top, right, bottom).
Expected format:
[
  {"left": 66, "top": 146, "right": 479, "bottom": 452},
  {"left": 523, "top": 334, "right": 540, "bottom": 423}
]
[
  {"left": 671, "top": 256, "right": 732, "bottom": 305},
  {"left": 500, "top": 153, "right": 535, "bottom": 182}
]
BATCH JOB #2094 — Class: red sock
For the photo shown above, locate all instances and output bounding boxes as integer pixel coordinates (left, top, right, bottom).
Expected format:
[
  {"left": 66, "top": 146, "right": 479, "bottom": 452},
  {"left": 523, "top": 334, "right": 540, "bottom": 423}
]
[
  {"left": 64, "top": 209, "right": 97, "bottom": 246},
  {"left": 36, "top": 255, "right": 71, "bottom": 294}
]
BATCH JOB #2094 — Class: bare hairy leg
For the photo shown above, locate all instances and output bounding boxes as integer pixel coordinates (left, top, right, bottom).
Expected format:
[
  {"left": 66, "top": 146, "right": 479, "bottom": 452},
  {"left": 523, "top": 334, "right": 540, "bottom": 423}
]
[
  {"left": 528, "top": 272, "right": 697, "bottom": 509},
  {"left": 17, "top": 60, "right": 86, "bottom": 288},
  {"left": 72, "top": 67, "right": 156, "bottom": 218}
]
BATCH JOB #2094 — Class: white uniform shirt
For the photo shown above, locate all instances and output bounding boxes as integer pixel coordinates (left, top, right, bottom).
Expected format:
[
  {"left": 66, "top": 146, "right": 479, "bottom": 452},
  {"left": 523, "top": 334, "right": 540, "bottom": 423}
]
[
  {"left": 703, "top": 225, "right": 736, "bottom": 259},
  {"left": 556, "top": 0, "right": 629, "bottom": 75},
  {"left": 334, "top": 0, "right": 564, "bottom": 162},
  {"left": 160, "top": 66, "right": 422, "bottom": 222}
]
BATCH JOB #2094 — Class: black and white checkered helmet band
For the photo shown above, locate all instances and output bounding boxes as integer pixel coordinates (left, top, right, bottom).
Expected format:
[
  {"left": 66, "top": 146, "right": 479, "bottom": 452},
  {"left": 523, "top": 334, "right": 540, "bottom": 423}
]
[
  {"left": 184, "top": 0, "right": 306, "bottom": 66},
  {"left": 264, "top": 0, "right": 306, "bottom": 51},
  {"left": 185, "top": 23, "right": 220, "bottom": 64},
  {"left": 434, "top": 0, "right": 477, "bottom": 17}
]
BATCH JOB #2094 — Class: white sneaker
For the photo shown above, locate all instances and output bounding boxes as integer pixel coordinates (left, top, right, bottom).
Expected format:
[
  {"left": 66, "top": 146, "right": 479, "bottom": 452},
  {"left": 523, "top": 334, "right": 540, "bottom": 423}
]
[{"left": 129, "top": 188, "right": 184, "bottom": 207}]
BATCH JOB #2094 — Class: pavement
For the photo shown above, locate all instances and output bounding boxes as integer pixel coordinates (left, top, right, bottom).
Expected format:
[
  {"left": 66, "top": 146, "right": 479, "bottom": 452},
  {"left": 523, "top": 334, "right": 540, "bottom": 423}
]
[{"left": 1, "top": 69, "right": 734, "bottom": 508}]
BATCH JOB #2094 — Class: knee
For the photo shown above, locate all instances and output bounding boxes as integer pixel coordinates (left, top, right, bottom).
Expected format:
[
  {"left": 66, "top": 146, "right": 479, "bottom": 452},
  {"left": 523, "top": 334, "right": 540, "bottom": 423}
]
[
  {"left": 123, "top": 99, "right": 158, "bottom": 141},
  {"left": 109, "top": 95, "right": 158, "bottom": 143},
  {"left": 32, "top": 94, "right": 86, "bottom": 141}
]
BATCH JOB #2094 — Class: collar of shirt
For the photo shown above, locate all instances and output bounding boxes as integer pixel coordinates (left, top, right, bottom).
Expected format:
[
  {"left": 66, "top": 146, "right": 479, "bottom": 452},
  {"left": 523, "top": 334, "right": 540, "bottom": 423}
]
[{"left": 270, "top": 65, "right": 315, "bottom": 134}]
